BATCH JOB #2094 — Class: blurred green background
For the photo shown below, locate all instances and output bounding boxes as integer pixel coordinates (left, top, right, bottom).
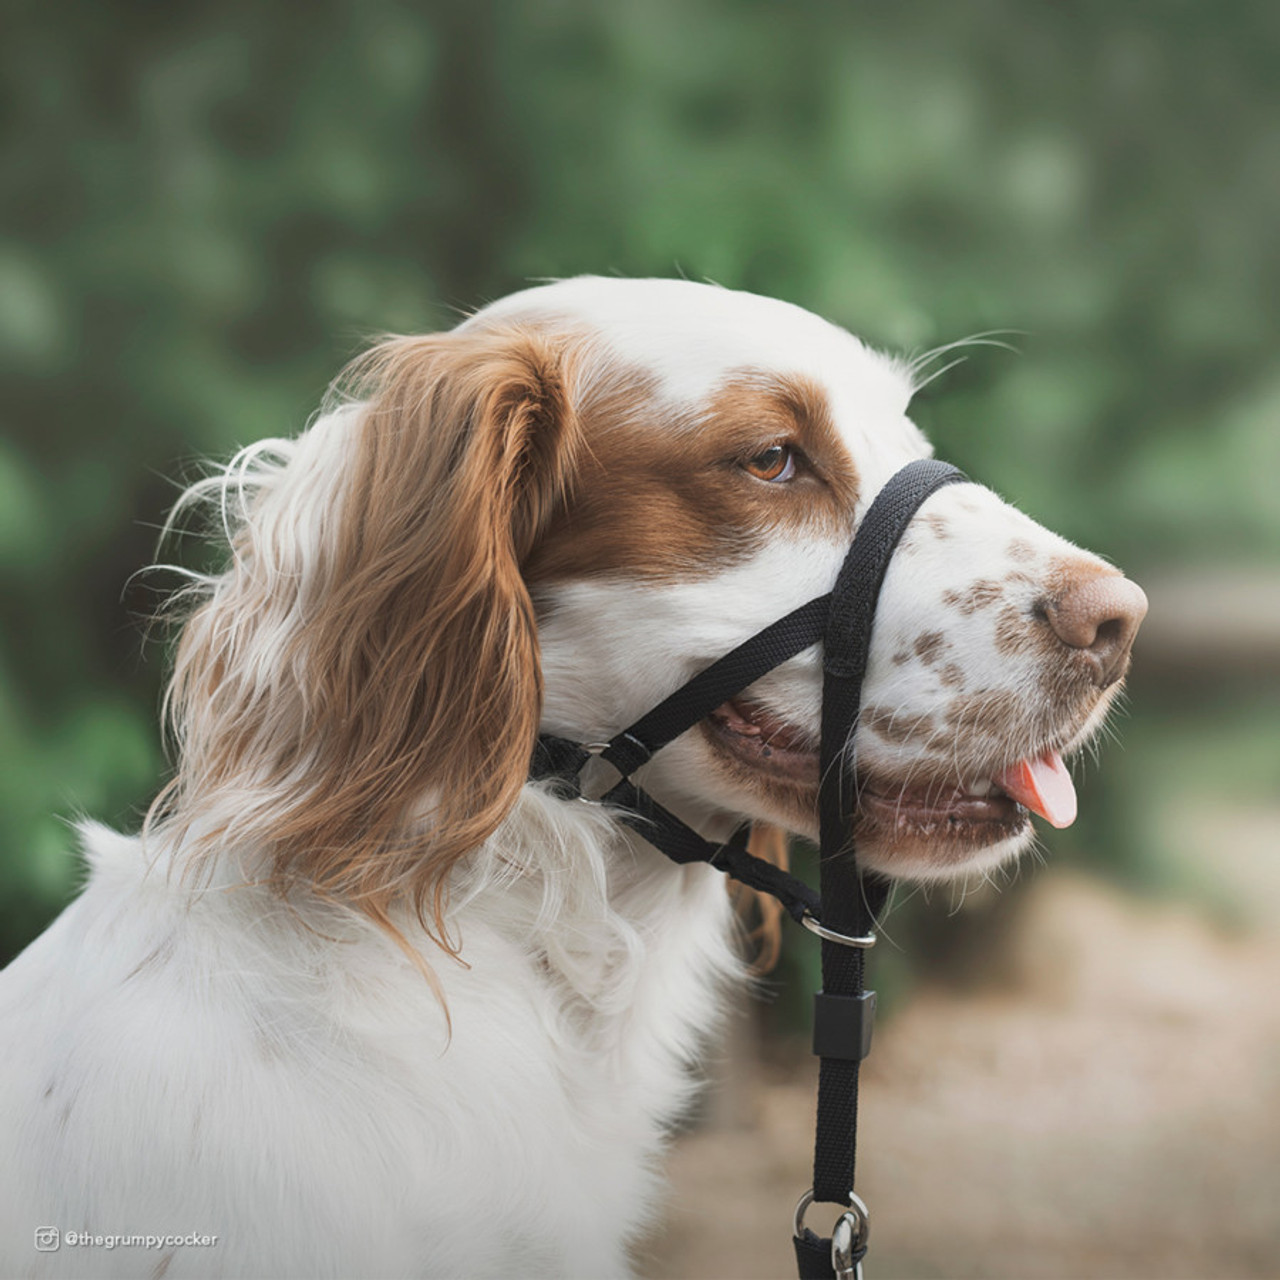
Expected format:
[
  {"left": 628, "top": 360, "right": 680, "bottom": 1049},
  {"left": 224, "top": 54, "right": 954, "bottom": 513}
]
[
  {"left": 3, "top": 2, "right": 1278, "bottom": 1275},
  {"left": 3, "top": 0, "right": 1276, "bottom": 957}
]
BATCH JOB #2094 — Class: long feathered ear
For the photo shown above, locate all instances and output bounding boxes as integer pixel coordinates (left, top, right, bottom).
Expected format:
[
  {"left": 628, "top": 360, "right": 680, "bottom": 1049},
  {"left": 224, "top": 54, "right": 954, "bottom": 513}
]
[{"left": 152, "top": 324, "right": 582, "bottom": 950}]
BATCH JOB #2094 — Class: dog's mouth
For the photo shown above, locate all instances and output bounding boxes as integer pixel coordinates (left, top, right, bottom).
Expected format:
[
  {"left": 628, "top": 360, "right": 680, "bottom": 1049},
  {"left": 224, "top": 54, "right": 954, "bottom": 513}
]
[
  {"left": 704, "top": 697, "right": 820, "bottom": 783},
  {"left": 703, "top": 696, "right": 1078, "bottom": 844}
]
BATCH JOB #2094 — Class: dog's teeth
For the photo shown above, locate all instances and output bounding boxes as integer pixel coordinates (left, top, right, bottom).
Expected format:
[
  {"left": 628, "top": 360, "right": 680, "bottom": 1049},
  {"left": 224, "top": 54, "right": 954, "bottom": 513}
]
[{"left": 965, "top": 777, "right": 992, "bottom": 796}]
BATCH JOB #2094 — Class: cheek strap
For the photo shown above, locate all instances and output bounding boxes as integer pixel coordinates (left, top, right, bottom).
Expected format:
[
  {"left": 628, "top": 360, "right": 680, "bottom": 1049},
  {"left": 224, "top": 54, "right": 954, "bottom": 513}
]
[{"left": 531, "top": 591, "right": 833, "bottom": 924}]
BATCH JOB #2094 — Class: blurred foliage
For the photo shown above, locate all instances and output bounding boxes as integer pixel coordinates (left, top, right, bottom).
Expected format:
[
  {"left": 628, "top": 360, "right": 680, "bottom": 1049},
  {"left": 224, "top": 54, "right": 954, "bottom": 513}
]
[{"left": 2, "top": 0, "right": 1278, "bottom": 964}]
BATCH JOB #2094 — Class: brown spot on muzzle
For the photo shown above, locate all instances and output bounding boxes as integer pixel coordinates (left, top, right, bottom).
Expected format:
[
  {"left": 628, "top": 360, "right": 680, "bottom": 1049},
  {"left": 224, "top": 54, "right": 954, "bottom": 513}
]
[
  {"left": 524, "top": 366, "right": 859, "bottom": 585},
  {"left": 913, "top": 630, "right": 948, "bottom": 665},
  {"left": 995, "top": 603, "right": 1049, "bottom": 659},
  {"left": 943, "top": 578, "right": 1004, "bottom": 615}
]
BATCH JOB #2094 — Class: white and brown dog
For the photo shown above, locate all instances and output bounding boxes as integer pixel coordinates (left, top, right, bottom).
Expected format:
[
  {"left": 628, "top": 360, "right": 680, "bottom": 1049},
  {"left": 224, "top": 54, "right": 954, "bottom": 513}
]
[{"left": 0, "top": 278, "right": 1145, "bottom": 1278}]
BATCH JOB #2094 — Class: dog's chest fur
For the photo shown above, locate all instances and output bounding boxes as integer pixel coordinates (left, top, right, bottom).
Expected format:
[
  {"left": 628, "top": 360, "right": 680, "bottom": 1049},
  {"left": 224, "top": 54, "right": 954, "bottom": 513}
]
[{"left": 0, "top": 807, "right": 736, "bottom": 1279}]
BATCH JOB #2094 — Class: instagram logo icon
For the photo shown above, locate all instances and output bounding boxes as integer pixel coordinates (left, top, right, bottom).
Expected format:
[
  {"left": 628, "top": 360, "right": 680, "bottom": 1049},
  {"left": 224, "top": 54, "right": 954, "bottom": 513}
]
[{"left": 34, "top": 1227, "right": 60, "bottom": 1252}]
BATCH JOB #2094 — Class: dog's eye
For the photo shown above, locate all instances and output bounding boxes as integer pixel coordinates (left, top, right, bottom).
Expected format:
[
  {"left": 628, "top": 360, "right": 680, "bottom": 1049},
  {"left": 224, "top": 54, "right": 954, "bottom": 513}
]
[{"left": 743, "top": 444, "right": 797, "bottom": 483}]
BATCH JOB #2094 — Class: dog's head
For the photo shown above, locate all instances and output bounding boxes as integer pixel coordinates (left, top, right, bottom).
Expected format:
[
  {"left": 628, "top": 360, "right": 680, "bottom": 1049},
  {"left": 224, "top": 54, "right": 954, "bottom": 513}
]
[{"left": 156, "top": 277, "right": 1145, "bottom": 938}]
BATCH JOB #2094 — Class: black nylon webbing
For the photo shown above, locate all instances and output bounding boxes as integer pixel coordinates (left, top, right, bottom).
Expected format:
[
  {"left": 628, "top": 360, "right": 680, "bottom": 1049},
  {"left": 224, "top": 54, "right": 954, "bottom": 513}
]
[
  {"left": 807, "top": 459, "right": 967, "bottom": 1261},
  {"left": 601, "top": 594, "right": 830, "bottom": 776},
  {"left": 603, "top": 779, "right": 821, "bottom": 923}
]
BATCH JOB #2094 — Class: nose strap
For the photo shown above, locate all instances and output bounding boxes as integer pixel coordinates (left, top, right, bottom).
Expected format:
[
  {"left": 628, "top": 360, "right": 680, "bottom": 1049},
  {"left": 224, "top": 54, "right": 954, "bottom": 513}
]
[
  {"left": 818, "top": 458, "right": 970, "bottom": 939},
  {"left": 802, "top": 458, "right": 968, "bottom": 1279}
]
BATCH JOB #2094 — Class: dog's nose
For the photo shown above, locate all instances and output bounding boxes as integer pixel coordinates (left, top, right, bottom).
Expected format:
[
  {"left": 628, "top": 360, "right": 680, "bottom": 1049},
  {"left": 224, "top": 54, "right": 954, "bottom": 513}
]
[{"left": 1042, "top": 574, "right": 1148, "bottom": 688}]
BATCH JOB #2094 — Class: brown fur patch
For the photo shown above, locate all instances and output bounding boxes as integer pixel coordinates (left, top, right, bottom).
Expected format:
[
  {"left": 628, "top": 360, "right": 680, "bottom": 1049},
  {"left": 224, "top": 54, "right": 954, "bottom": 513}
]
[
  {"left": 525, "top": 368, "right": 859, "bottom": 585},
  {"left": 729, "top": 824, "right": 790, "bottom": 973},
  {"left": 938, "top": 662, "right": 966, "bottom": 688},
  {"left": 913, "top": 630, "right": 947, "bottom": 665},
  {"left": 995, "top": 603, "right": 1038, "bottom": 658},
  {"left": 1007, "top": 538, "right": 1036, "bottom": 562},
  {"left": 942, "top": 578, "right": 1004, "bottom": 615},
  {"left": 924, "top": 513, "right": 951, "bottom": 539}
]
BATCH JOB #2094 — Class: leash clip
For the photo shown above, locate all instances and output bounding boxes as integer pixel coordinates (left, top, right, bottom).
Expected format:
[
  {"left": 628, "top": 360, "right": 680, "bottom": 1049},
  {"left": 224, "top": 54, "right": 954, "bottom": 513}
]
[
  {"left": 801, "top": 912, "right": 877, "bottom": 949},
  {"left": 831, "top": 1208, "right": 864, "bottom": 1280},
  {"left": 794, "top": 1188, "right": 869, "bottom": 1280}
]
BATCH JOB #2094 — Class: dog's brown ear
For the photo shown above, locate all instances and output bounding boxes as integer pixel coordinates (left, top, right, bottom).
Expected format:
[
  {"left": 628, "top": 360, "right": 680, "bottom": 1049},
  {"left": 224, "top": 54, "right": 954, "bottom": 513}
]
[{"left": 157, "top": 325, "right": 582, "bottom": 950}]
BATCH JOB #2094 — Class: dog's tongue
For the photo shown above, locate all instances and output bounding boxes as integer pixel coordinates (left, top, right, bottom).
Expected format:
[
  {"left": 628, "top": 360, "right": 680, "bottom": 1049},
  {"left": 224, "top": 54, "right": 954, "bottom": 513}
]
[{"left": 995, "top": 750, "right": 1077, "bottom": 829}]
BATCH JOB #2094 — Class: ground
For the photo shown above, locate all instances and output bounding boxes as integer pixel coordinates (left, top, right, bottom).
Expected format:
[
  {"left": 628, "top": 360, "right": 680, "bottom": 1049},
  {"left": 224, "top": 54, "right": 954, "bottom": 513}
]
[{"left": 640, "top": 804, "right": 1280, "bottom": 1280}]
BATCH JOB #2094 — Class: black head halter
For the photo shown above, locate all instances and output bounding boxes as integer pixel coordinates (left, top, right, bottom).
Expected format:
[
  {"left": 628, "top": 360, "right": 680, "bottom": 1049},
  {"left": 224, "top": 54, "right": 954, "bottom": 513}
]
[{"left": 530, "top": 457, "right": 970, "bottom": 1279}]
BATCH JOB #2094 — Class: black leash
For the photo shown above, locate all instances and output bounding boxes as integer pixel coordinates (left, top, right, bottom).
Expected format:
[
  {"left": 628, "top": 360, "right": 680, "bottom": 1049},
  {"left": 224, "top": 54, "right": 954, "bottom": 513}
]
[{"left": 530, "top": 459, "right": 969, "bottom": 1279}]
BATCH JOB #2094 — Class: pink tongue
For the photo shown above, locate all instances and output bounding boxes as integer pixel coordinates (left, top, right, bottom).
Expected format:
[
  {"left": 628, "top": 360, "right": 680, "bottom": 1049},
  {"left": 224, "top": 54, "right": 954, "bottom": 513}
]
[{"left": 995, "top": 750, "right": 1077, "bottom": 829}]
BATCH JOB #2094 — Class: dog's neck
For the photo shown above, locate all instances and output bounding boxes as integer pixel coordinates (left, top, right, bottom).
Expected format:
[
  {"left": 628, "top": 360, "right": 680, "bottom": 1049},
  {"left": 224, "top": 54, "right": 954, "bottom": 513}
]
[
  {"left": 451, "top": 784, "right": 742, "bottom": 1015},
  {"left": 153, "top": 783, "right": 743, "bottom": 1056}
]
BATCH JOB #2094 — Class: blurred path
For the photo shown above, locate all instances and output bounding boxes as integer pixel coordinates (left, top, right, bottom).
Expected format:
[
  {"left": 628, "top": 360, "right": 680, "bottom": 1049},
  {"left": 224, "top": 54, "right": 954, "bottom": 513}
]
[{"left": 640, "top": 807, "right": 1280, "bottom": 1280}]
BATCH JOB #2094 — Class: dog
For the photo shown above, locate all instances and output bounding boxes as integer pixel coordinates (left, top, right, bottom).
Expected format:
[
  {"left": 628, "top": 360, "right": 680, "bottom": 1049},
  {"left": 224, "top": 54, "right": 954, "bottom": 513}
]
[{"left": 0, "top": 277, "right": 1146, "bottom": 1278}]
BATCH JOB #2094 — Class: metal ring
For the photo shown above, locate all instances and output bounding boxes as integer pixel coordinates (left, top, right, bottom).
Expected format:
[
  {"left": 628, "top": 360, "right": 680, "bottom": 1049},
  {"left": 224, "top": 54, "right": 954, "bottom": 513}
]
[
  {"left": 582, "top": 743, "right": 611, "bottom": 755},
  {"left": 792, "top": 1187, "right": 870, "bottom": 1248},
  {"left": 801, "top": 912, "right": 877, "bottom": 949}
]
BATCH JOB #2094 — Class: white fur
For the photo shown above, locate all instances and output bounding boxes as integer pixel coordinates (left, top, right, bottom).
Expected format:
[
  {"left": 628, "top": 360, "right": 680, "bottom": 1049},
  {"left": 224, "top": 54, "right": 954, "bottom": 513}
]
[
  {"left": 0, "top": 277, "right": 1119, "bottom": 1277},
  {"left": 0, "top": 808, "right": 738, "bottom": 1279}
]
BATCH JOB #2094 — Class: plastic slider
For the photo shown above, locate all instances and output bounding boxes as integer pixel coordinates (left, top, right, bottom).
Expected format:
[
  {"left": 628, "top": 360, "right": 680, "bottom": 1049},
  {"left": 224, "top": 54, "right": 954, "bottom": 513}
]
[{"left": 812, "top": 990, "right": 876, "bottom": 1062}]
